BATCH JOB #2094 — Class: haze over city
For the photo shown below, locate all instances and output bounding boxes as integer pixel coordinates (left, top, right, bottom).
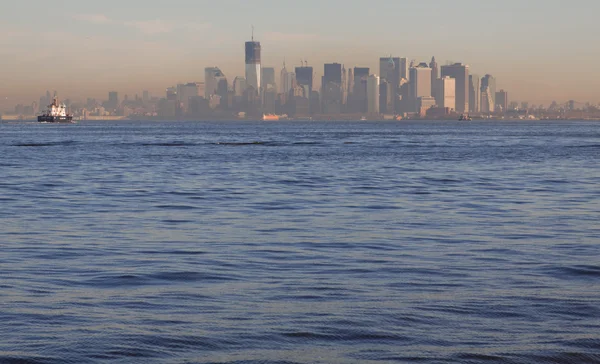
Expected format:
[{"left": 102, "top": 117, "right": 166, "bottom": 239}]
[{"left": 1, "top": 0, "right": 599, "bottom": 108}]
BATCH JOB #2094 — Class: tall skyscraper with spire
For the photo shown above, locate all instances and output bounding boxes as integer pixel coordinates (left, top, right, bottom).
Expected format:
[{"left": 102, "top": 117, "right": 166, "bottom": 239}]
[
  {"left": 279, "top": 60, "right": 295, "bottom": 105},
  {"left": 245, "top": 29, "right": 261, "bottom": 96},
  {"left": 429, "top": 56, "right": 439, "bottom": 99}
]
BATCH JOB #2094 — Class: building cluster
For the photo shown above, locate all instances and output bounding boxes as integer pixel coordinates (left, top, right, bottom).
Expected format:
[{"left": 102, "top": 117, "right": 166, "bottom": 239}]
[
  {"left": 148, "top": 37, "right": 516, "bottom": 120},
  {"left": 3, "top": 35, "right": 600, "bottom": 121}
]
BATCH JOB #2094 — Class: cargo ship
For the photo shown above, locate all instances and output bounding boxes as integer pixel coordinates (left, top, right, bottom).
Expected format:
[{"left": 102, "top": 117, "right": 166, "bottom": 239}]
[{"left": 38, "top": 97, "right": 73, "bottom": 123}]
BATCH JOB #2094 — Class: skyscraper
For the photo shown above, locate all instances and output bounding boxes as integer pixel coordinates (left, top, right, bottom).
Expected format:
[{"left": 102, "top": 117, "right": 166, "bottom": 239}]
[
  {"left": 324, "top": 63, "right": 343, "bottom": 85},
  {"left": 409, "top": 63, "right": 432, "bottom": 112},
  {"left": 434, "top": 76, "right": 456, "bottom": 110},
  {"left": 380, "top": 56, "right": 401, "bottom": 112},
  {"left": 205, "top": 67, "right": 226, "bottom": 99},
  {"left": 367, "top": 74, "right": 380, "bottom": 115},
  {"left": 429, "top": 56, "right": 439, "bottom": 99},
  {"left": 107, "top": 91, "right": 119, "bottom": 110},
  {"left": 347, "top": 68, "right": 354, "bottom": 102},
  {"left": 379, "top": 79, "right": 389, "bottom": 114},
  {"left": 279, "top": 61, "right": 295, "bottom": 99},
  {"left": 177, "top": 83, "right": 200, "bottom": 113},
  {"left": 295, "top": 66, "right": 313, "bottom": 95},
  {"left": 261, "top": 67, "right": 276, "bottom": 91},
  {"left": 481, "top": 74, "right": 496, "bottom": 113},
  {"left": 469, "top": 74, "right": 480, "bottom": 113},
  {"left": 245, "top": 36, "right": 261, "bottom": 95},
  {"left": 323, "top": 63, "right": 344, "bottom": 114},
  {"left": 399, "top": 58, "right": 409, "bottom": 81},
  {"left": 495, "top": 90, "right": 508, "bottom": 112},
  {"left": 233, "top": 77, "right": 247, "bottom": 97},
  {"left": 352, "top": 67, "right": 370, "bottom": 113},
  {"left": 379, "top": 57, "right": 401, "bottom": 91},
  {"left": 441, "top": 63, "right": 469, "bottom": 113}
]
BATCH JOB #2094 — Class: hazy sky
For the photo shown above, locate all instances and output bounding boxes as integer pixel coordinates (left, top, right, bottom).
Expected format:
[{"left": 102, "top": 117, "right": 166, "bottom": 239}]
[{"left": 1, "top": 0, "right": 599, "bottom": 107}]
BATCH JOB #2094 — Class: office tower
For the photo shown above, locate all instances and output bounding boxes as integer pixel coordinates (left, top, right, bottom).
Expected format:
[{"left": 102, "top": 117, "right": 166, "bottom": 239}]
[
  {"left": 417, "top": 96, "right": 436, "bottom": 116},
  {"left": 107, "top": 92, "right": 119, "bottom": 110},
  {"left": 324, "top": 63, "right": 343, "bottom": 84},
  {"left": 441, "top": 63, "right": 469, "bottom": 113},
  {"left": 379, "top": 57, "right": 400, "bottom": 90},
  {"left": 286, "top": 72, "right": 296, "bottom": 92},
  {"left": 205, "top": 67, "right": 226, "bottom": 99},
  {"left": 142, "top": 90, "right": 150, "bottom": 103},
  {"left": 108, "top": 91, "right": 119, "bottom": 109},
  {"left": 352, "top": 67, "right": 370, "bottom": 113},
  {"left": 263, "top": 85, "right": 277, "bottom": 113},
  {"left": 233, "top": 77, "right": 247, "bottom": 110},
  {"left": 295, "top": 66, "right": 313, "bottom": 94},
  {"left": 430, "top": 56, "right": 439, "bottom": 99},
  {"left": 261, "top": 67, "right": 276, "bottom": 90},
  {"left": 480, "top": 74, "right": 496, "bottom": 113},
  {"left": 409, "top": 63, "right": 432, "bottom": 112},
  {"left": 347, "top": 68, "right": 354, "bottom": 102},
  {"left": 399, "top": 58, "right": 409, "bottom": 81},
  {"left": 279, "top": 62, "right": 287, "bottom": 94},
  {"left": 379, "top": 79, "right": 389, "bottom": 114},
  {"left": 380, "top": 56, "right": 400, "bottom": 111},
  {"left": 245, "top": 37, "right": 261, "bottom": 95},
  {"left": 217, "top": 78, "right": 229, "bottom": 109},
  {"left": 177, "top": 83, "right": 200, "bottom": 113},
  {"left": 495, "top": 90, "right": 508, "bottom": 112},
  {"left": 367, "top": 74, "right": 380, "bottom": 115},
  {"left": 341, "top": 66, "right": 348, "bottom": 108},
  {"left": 279, "top": 62, "right": 296, "bottom": 106},
  {"left": 279, "top": 62, "right": 291, "bottom": 94},
  {"left": 323, "top": 63, "right": 344, "bottom": 114},
  {"left": 398, "top": 78, "right": 409, "bottom": 113},
  {"left": 434, "top": 76, "right": 456, "bottom": 110},
  {"left": 469, "top": 74, "right": 480, "bottom": 113},
  {"left": 233, "top": 77, "right": 247, "bottom": 97},
  {"left": 166, "top": 87, "right": 177, "bottom": 101}
]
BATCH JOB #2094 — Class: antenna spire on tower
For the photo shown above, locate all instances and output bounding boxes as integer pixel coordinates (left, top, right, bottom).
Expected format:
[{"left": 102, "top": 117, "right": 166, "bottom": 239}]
[{"left": 251, "top": 25, "right": 254, "bottom": 41}]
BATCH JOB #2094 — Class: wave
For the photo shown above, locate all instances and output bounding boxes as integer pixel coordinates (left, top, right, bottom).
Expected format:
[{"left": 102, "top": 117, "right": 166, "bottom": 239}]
[
  {"left": 547, "top": 265, "right": 600, "bottom": 279},
  {"left": 82, "top": 271, "right": 239, "bottom": 288},
  {"left": 12, "top": 141, "right": 76, "bottom": 147}
]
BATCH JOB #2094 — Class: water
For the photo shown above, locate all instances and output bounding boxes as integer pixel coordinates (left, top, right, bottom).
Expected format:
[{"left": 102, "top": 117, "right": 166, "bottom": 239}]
[{"left": 1, "top": 120, "right": 599, "bottom": 363}]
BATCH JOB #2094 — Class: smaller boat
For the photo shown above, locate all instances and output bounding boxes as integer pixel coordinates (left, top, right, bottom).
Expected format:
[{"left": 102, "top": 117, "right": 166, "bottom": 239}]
[
  {"left": 458, "top": 114, "right": 472, "bottom": 121},
  {"left": 38, "top": 97, "right": 74, "bottom": 123},
  {"left": 262, "top": 114, "right": 280, "bottom": 121}
]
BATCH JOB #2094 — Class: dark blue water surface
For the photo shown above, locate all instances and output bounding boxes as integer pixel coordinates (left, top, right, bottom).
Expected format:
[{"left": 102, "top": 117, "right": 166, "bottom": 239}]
[{"left": 1, "top": 120, "right": 599, "bottom": 363}]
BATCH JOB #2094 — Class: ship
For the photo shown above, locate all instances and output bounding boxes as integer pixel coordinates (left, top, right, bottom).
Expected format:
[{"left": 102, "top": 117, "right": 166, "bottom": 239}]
[
  {"left": 262, "top": 114, "right": 280, "bottom": 121},
  {"left": 38, "top": 97, "right": 73, "bottom": 123},
  {"left": 458, "top": 113, "right": 472, "bottom": 121}
]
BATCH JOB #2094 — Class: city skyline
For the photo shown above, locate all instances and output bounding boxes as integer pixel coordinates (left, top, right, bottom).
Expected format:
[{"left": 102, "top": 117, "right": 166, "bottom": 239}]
[{"left": 1, "top": 0, "right": 599, "bottom": 107}]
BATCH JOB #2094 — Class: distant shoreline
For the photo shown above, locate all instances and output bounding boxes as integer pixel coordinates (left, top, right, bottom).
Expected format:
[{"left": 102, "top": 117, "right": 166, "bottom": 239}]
[{"left": 3, "top": 117, "right": 600, "bottom": 123}]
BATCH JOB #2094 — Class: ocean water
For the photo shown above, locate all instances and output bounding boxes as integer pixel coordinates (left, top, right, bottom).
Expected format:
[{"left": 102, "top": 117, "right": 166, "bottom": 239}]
[{"left": 0, "top": 120, "right": 599, "bottom": 364}]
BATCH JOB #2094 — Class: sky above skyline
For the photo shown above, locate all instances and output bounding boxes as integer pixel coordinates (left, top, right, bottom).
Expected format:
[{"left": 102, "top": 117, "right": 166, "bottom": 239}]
[{"left": 1, "top": 0, "right": 599, "bottom": 107}]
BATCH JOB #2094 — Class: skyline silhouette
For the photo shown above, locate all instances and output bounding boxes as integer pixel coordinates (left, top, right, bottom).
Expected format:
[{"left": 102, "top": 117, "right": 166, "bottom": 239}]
[{"left": 1, "top": 0, "right": 599, "bottom": 107}]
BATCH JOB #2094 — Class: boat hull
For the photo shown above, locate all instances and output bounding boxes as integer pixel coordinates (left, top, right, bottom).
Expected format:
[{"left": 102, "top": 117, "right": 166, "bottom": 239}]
[{"left": 38, "top": 115, "right": 74, "bottom": 123}]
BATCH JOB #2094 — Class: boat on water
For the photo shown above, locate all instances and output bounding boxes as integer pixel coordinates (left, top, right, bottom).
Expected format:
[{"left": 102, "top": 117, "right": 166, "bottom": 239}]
[
  {"left": 262, "top": 114, "right": 280, "bottom": 121},
  {"left": 458, "top": 114, "right": 472, "bottom": 121},
  {"left": 38, "top": 97, "right": 74, "bottom": 123}
]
